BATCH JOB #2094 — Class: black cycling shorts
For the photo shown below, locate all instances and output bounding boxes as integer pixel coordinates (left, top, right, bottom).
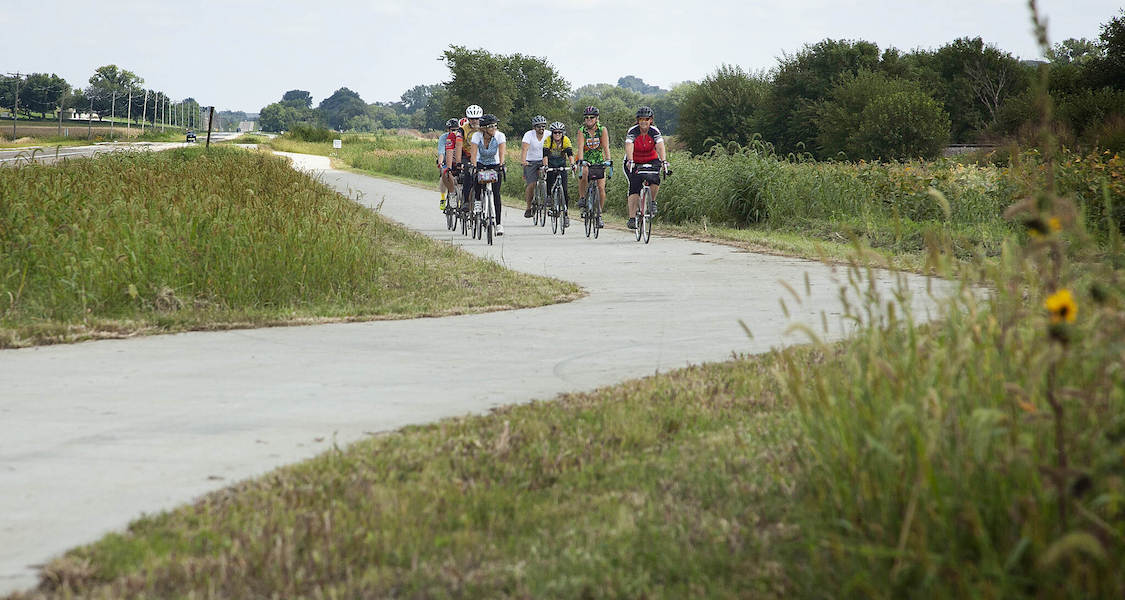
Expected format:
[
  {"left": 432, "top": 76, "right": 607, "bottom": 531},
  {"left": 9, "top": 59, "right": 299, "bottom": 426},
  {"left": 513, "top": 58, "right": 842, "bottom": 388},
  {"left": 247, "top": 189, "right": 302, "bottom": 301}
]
[{"left": 628, "top": 163, "right": 661, "bottom": 195}]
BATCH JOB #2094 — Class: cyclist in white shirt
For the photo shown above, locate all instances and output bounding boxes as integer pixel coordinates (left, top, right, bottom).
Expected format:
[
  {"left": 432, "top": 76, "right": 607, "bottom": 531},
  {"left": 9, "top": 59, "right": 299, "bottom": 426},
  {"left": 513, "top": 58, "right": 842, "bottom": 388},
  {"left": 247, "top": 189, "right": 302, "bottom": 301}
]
[{"left": 520, "top": 115, "right": 549, "bottom": 218}]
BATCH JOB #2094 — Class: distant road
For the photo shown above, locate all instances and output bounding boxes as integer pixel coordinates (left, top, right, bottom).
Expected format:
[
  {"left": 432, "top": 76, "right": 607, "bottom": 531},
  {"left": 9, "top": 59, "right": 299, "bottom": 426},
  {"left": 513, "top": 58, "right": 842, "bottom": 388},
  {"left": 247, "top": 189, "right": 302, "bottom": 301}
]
[{"left": 0, "top": 131, "right": 244, "bottom": 166}]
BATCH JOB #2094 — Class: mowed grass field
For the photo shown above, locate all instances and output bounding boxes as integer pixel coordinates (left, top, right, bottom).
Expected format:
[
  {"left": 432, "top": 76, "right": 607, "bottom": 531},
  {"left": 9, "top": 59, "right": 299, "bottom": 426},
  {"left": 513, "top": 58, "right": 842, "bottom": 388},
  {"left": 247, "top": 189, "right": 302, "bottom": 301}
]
[
  {"left": 1, "top": 122, "right": 187, "bottom": 147},
  {"left": 0, "top": 147, "right": 579, "bottom": 347}
]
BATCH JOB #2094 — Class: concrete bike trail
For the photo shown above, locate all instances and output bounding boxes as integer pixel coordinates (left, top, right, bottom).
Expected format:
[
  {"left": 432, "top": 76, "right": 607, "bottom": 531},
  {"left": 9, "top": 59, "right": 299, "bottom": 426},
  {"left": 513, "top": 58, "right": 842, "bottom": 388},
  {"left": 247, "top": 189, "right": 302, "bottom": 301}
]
[{"left": 0, "top": 153, "right": 958, "bottom": 593}]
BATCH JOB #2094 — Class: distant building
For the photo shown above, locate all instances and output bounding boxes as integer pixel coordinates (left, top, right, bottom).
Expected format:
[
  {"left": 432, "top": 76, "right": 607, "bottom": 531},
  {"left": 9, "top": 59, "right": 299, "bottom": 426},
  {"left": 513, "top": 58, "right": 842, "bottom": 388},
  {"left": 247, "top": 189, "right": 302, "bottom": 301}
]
[{"left": 237, "top": 120, "right": 256, "bottom": 132}]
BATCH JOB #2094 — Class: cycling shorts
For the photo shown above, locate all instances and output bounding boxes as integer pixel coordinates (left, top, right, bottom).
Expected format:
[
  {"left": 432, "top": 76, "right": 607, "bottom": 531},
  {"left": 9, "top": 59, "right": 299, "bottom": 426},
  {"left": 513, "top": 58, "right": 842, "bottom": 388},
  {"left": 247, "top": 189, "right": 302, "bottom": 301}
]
[{"left": 628, "top": 163, "right": 661, "bottom": 195}]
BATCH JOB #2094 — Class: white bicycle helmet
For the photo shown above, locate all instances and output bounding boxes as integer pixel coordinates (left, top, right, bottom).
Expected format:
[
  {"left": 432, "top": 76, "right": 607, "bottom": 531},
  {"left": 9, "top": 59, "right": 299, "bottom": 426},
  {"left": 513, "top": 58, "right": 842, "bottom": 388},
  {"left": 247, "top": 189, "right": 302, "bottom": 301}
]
[
  {"left": 549, "top": 121, "right": 566, "bottom": 133},
  {"left": 465, "top": 105, "right": 484, "bottom": 119},
  {"left": 531, "top": 115, "right": 548, "bottom": 127}
]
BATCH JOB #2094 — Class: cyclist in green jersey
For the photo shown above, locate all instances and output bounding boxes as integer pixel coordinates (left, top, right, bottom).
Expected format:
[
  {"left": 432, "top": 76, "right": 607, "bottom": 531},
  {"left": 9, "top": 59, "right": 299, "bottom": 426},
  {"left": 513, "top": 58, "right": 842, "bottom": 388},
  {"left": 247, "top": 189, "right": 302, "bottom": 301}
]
[{"left": 575, "top": 105, "right": 611, "bottom": 229}]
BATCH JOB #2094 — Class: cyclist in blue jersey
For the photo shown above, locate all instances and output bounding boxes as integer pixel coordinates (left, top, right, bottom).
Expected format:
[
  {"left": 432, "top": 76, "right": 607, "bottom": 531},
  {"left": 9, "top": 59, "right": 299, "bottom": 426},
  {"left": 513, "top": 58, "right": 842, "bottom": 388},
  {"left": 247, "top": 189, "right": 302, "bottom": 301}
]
[{"left": 469, "top": 113, "right": 508, "bottom": 235}]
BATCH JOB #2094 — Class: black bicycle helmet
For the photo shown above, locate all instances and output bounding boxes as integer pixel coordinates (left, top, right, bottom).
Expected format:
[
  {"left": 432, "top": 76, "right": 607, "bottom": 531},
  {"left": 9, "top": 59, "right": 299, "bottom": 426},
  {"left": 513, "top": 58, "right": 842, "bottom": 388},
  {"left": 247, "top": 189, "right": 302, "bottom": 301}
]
[
  {"left": 479, "top": 114, "right": 498, "bottom": 127},
  {"left": 583, "top": 106, "right": 599, "bottom": 116},
  {"left": 445, "top": 118, "right": 459, "bottom": 129},
  {"left": 636, "top": 106, "right": 654, "bottom": 118}
]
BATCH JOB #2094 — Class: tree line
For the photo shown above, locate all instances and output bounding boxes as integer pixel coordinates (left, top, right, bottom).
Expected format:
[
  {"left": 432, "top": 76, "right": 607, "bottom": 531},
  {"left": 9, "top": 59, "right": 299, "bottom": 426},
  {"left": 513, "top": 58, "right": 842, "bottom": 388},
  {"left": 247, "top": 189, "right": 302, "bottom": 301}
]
[
  {"left": 1, "top": 64, "right": 207, "bottom": 129},
  {"left": 262, "top": 8, "right": 1123, "bottom": 162}
]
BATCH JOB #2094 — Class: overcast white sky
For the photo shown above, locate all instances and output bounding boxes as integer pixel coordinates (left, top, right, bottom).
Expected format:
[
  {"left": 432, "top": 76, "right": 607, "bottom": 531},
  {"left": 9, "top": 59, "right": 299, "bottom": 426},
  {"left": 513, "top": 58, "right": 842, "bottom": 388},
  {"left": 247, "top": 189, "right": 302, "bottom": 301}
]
[{"left": 2, "top": 0, "right": 1120, "bottom": 112}]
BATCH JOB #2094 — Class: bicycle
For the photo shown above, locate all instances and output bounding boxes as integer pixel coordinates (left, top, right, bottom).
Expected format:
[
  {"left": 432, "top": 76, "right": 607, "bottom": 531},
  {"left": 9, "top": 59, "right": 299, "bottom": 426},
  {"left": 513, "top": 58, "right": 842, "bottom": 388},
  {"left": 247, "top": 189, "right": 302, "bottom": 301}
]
[
  {"left": 631, "top": 162, "right": 669, "bottom": 244},
  {"left": 454, "top": 168, "right": 471, "bottom": 236},
  {"left": 443, "top": 168, "right": 462, "bottom": 232},
  {"left": 578, "top": 160, "right": 612, "bottom": 239},
  {"left": 543, "top": 166, "right": 569, "bottom": 235},
  {"left": 530, "top": 165, "right": 548, "bottom": 227},
  {"left": 474, "top": 164, "right": 501, "bottom": 245}
]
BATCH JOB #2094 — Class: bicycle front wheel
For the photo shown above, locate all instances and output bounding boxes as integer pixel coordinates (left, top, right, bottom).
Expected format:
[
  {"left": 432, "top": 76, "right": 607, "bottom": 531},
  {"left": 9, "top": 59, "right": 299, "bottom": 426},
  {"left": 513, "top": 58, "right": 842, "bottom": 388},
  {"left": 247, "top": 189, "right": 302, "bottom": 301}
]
[
  {"left": 484, "top": 189, "right": 494, "bottom": 246},
  {"left": 593, "top": 202, "right": 601, "bottom": 239},
  {"left": 643, "top": 210, "right": 652, "bottom": 243}
]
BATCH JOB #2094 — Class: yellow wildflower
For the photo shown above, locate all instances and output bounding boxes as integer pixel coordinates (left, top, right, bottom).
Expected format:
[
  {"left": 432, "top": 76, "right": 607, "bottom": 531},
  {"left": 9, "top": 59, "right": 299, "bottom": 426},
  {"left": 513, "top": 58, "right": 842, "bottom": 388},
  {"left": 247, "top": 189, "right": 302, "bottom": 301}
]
[
  {"left": 1045, "top": 289, "right": 1077, "bottom": 324},
  {"left": 1047, "top": 217, "right": 1062, "bottom": 232}
]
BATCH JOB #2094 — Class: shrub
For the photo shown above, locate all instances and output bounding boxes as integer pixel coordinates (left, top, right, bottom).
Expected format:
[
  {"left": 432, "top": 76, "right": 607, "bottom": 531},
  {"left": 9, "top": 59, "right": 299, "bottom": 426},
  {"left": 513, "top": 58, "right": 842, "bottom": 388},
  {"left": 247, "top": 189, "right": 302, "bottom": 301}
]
[
  {"left": 677, "top": 65, "right": 770, "bottom": 155},
  {"left": 286, "top": 124, "right": 335, "bottom": 143},
  {"left": 849, "top": 90, "right": 952, "bottom": 161}
]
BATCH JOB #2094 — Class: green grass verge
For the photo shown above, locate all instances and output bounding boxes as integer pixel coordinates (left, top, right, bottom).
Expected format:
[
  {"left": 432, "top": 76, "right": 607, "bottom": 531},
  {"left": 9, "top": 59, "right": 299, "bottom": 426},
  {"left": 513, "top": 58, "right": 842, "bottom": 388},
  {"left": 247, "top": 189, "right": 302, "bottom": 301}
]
[{"left": 0, "top": 147, "right": 579, "bottom": 347}]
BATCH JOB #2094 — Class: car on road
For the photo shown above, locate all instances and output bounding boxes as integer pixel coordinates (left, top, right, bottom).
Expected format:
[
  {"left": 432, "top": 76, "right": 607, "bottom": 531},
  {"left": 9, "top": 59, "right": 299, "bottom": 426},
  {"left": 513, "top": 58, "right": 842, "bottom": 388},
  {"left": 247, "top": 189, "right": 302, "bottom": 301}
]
[{"left": 186, "top": 130, "right": 197, "bottom": 143}]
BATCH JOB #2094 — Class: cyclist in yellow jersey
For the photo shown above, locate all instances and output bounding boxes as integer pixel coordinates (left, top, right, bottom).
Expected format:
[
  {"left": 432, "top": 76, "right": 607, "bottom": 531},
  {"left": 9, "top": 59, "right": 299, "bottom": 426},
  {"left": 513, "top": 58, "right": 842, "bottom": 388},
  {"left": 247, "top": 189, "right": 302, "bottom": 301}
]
[
  {"left": 541, "top": 121, "right": 575, "bottom": 228},
  {"left": 575, "top": 105, "right": 611, "bottom": 229}
]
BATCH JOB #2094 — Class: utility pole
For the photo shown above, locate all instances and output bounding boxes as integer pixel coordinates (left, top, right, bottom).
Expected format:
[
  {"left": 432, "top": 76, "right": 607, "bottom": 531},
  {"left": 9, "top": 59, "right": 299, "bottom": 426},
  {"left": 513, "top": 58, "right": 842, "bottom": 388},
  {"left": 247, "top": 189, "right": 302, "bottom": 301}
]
[
  {"left": 9, "top": 72, "right": 21, "bottom": 139},
  {"left": 141, "top": 90, "right": 148, "bottom": 133},
  {"left": 206, "top": 106, "right": 215, "bottom": 148}
]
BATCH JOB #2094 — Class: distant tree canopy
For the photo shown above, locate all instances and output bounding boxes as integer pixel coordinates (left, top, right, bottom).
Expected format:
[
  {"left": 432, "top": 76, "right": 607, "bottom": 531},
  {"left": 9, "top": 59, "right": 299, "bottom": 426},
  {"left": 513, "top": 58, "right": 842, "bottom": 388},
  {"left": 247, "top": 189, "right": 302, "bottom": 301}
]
[
  {"left": 253, "top": 8, "right": 1125, "bottom": 155},
  {"left": 441, "top": 45, "right": 568, "bottom": 132}
]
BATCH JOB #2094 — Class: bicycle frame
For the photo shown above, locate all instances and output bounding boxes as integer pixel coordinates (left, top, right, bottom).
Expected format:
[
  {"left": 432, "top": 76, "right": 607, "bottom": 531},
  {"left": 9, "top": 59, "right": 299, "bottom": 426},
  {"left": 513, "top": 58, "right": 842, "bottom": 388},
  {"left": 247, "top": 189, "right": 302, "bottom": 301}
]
[{"left": 543, "top": 166, "right": 569, "bottom": 235}]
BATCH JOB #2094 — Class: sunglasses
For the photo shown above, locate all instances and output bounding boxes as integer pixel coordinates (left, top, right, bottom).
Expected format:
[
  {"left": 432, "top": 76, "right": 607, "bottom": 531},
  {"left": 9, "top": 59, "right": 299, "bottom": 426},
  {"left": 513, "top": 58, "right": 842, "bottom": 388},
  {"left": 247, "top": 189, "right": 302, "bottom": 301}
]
[
  {"left": 534, "top": 125, "right": 545, "bottom": 129},
  {"left": 638, "top": 117, "right": 653, "bottom": 122},
  {"left": 584, "top": 116, "right": 597, "bottom": 120}
]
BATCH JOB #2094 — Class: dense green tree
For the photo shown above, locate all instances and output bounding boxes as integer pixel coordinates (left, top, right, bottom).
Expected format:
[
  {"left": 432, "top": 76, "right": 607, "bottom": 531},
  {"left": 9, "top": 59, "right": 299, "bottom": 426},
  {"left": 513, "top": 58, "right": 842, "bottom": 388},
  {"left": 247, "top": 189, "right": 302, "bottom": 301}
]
[
  {"left": 617, "top": 75, "right": 665, "bottom": 95},
  {"left": 420, "top": 85, "right": 449, "bottom": 130},
  {"left": 502, "top": 53, "right": 570, "bottom": 132},
  {"left": 400, "top": 84, "right": 442, "bottom": 114},
  {"left": 19, "top": 73, "right": 69, "bottom": 117},
  {"left": 259, "top": 90, "right": 319, "bottom": 132},
  {"left": 281, "top": 90, "right": 313, "bottom": 108},
  {"left": 569, "top": 85, "right": 644, "bottom": 145},
  {"left": 442, "top": 46, "right": 568, "bottom": 133},
  {"left": 679, "top": 65, "right": 769, "bottom": 154},
  {"left": 850, "top": 90, "right": 951, "bottom": 160},
  {"left": 815, "top": 70, "right": 948, "bottom": 160},
  {"left": 85, "top": 64, "right": 144, "bottom": 122},
  {"left": 367, "top": 103, "right": 409, "bottom": 129},
  {"left": 442, "top": 46, "right": 516, "bottom": 128},
  {"left": 1088, "top": 9, "right": 1125, "bottom": 90},
  {"left": 318, "top": 87, "right": 367, "bottom": 130},
  {"left": 906, "top": 38, "right": 1031, "bottom": 142},
  {"left": 760, "top": 39, "right": 882, "bottom": 154}
]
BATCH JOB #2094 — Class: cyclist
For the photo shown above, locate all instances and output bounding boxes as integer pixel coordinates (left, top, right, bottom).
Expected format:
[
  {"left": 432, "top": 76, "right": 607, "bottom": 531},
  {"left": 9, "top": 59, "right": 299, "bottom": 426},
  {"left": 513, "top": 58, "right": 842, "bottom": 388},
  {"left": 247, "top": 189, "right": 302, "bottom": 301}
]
[
  {"left": 541, "top": 121, "right": 574, "bottom": 228},
  {"left": 458, "top": 105, "right": 484, "bottom": 215},
  {"left": 437, "top": 127, "right": 449, "bottom": 209},
  {"left": 520, "top": 115, "right": 549, "bottom": 218},
  {"left": 469, "top": 113, "right": 507, "bottom": 235},
  {"left": 575, "top": 105, "right": 610, "bottom": 229},
  {"left": 623, "top": 106, "right": 670, "bottom": 230},
  {"left": 440, "top": 118, "right": 463, "bottom": 210}
]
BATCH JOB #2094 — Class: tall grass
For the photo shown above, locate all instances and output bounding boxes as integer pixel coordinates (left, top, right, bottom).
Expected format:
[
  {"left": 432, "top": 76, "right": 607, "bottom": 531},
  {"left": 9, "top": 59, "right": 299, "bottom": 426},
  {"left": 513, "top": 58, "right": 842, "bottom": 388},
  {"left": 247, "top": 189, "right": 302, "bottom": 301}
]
[
  {"left": 0, "top": 147, "right": 577, "bottom": 346},
  {"left": 779, "top": 5, "right": 1125, "bottom": 594},
  {"left": 269, "top": 131, "right": 1122, "bottom": 257}
]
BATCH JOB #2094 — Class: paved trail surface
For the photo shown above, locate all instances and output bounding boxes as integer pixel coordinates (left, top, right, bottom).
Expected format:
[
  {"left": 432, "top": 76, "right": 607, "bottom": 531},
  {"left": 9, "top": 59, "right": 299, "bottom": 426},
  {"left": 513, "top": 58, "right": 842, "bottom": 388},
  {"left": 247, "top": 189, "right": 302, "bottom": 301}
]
[{"left": 0, "top": 153, "right": 955, "bottom": 593}]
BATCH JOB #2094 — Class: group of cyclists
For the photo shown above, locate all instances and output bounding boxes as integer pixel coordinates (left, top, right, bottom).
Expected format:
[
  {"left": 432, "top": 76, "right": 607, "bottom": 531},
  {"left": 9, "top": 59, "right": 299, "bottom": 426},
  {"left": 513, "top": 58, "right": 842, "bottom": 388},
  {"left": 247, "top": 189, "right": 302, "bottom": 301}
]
[{"left": 437, "top": 104, "right": 671, "bottom": 236}]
